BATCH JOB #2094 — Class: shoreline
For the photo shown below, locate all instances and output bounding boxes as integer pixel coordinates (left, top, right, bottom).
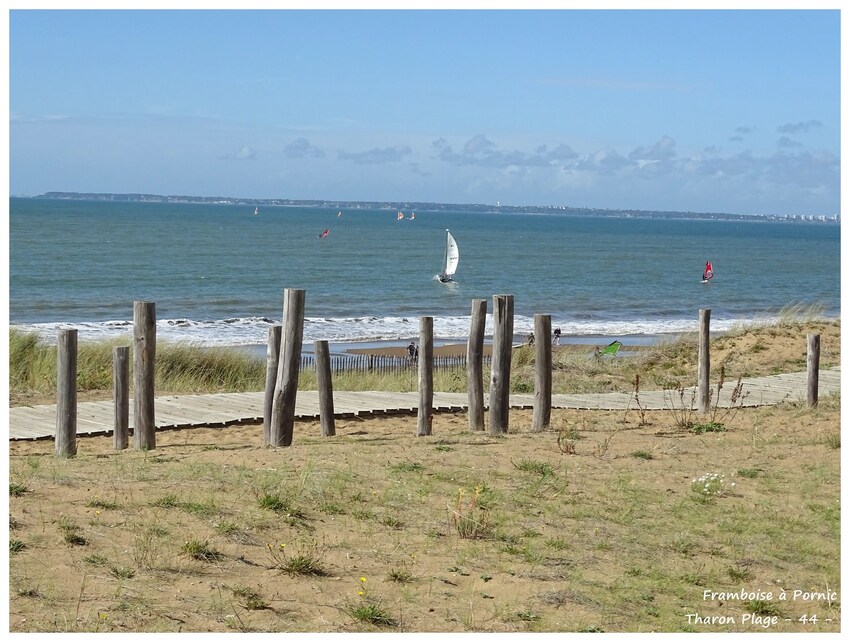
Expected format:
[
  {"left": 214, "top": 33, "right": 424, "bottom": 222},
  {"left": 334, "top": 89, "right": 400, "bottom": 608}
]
[{"left": 10, "top": 308, "right": 839, "bottom": 353}]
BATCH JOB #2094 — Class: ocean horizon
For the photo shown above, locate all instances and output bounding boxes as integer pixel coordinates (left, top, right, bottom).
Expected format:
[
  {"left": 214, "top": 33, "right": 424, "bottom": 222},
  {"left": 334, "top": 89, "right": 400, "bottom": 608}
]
[{"left": 9, "top": 198, "right": 840, "bottom": 349}]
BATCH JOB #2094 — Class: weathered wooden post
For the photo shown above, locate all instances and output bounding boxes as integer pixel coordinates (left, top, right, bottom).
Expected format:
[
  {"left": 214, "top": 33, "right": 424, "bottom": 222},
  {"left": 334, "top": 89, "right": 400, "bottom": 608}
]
[
  {"left": 55, "top": 328, "right": 78, "bottom": 458},
  {"left": 315, "top": 340, "right": 336, "bottom": 436},
  {"left": 697, "top": 308, "right": 711, "bottom": 414},
  {"left": 489, "top": 294, "right": 514, "bottom": 434},
  {"left": 532, "top": 313, "right": 552, "bottom": 432},
  {"left": 467, "top": 299, "right": 486, "bottom": 431},
  {"left": 807, "top": 333, "right": 820, "bottom": 407},
  {"left": 417, "top": 316, "right": 434, "bottom": 436},
  {"left": 133, "top": 301, "right": 156, "bottom": 450},
  {"left": 113, "top": 346, "right": 130, "bottom": 450},
  {"left": 263, "top": 325, "right": 282, "bottom": 445},
  {"left": 270, "top": 288, "right": 306, "bottom": 447}
]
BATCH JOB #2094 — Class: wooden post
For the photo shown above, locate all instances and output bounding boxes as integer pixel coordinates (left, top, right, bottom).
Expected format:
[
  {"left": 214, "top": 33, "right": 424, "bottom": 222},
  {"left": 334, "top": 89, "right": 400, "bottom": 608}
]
[
  {"left": 532, "top": 314, "right": 552, "bottom": 432},
  {"left": 113, "top": 346, "right": 129, "bottom": 450},
  {"left": 697, "top": 308, "right": 711, "bottom": 414},
  {"left": 270, "top": 288, "right": 306, "bottom": 447},
  {"left": 133, "top": 301, "right": 156, "bottom": 450},
  {"left": 467, "top": 299, "right": 486, "bottom": 431},
  {"left": 263, "top": 325, "right": 282, "bottom": 445},
  {"left": 807, "top": 333, "right": 820, "bottom": 407},
  {"left": 55, "top": 328, "right": 78, "bottom": 458},
  {"left": 315, "top": 340, "right": 336, "bottom": 436},
  {"left": 417, "top": 316, "right": 434, "bottom": 436},
  {"left": 489, "top": 294, "right": 514, "bottom": 434}
]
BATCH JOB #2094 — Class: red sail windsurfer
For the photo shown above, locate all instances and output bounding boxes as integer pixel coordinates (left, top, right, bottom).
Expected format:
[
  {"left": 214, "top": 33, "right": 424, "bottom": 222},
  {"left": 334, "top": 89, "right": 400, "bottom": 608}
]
[{"left": 702, "top": 260, "right": 714, "bottom": 281}]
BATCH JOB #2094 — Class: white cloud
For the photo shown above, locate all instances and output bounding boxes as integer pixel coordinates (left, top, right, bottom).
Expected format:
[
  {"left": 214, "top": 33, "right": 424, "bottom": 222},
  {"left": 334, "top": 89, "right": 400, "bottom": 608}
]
[
  {"left": 284, "top": 137, "right": 326, "bottom": 159},
  {"left": 338, "top": 145, "right": 412, "bottom": 164},
  {"left": 777, "top": 120, "right": 823, "bottom": 134}
]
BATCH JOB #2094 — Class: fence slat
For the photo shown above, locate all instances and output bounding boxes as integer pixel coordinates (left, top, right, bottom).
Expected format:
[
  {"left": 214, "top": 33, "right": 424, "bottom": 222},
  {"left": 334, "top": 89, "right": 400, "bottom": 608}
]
[
  {"left": 698, "top": 308, "right": 711, "bottom": 414},
  {"left": 489, "top": 294, "right": 514, "bottom": 434},
  {"left": 263, "top": 325, "right": 282, "bottom": 446},
  {"left": 467, "top": 298, "right": 487, "bottom": 432},
  {"left": 113, "top": 346, "right": 130, "bottom": 450},
  {"left": 315, "top": 340, "right": 336, "bottom": 436},
  {"left": 532, "top": 314, "right": 552, "bottom": 432},
  {"left": 56, "top": 329, "right": 78, "bottom": 458},
  {"left": 133, "top": 301, "right": 156, "bottom": 451},
  {"left": 417, "top": 317, "right": 434, "bottom": 436},
  {"left": 807, "top": 333, "right": 820, "bottom": 407},
  {"left": 270, "top": 288, "right": 306, "bottom": 447}
]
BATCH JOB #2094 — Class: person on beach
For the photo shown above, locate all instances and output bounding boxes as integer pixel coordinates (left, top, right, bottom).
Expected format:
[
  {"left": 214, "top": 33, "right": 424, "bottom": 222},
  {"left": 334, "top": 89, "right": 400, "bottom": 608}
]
[
  {"left": 553, "top": 327, "right": 561, "bottom": 345},
  {"left": 527, "top": 332, "right": 535, "bottom": 346},
  {"left": 407, "top": 342, "right": 416, "bottom": 362}
]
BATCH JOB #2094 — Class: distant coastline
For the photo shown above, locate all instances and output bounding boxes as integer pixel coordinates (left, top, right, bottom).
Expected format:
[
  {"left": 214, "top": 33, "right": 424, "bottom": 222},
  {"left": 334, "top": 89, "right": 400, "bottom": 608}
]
[{"left": 16, "top": 192, "right": 838, "bottom": 224}]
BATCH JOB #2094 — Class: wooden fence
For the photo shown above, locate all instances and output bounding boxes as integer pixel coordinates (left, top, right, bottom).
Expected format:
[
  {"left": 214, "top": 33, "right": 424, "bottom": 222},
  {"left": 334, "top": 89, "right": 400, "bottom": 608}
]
[
  {"left": 298, "top": 352, "right": 491, "bottom": 375},
  {"left": 51, "top": 296, "right": 826, "bottom": 454}
]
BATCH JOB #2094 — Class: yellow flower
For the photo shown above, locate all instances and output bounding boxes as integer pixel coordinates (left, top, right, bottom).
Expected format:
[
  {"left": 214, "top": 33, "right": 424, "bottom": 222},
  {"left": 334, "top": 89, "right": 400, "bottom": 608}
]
[
  {"left": 357, "top": 590, "right": 365, "bottom": 596},
  {"left": 360, "top": 577, "right": 367, "bottom": 582}
]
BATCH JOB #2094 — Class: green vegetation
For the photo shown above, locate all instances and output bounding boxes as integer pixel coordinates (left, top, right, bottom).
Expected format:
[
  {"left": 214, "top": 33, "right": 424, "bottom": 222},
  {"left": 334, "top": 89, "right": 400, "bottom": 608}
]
[
  {"left": 9, "top": 328, "right": 266, "bottom": 400},
  {"left": 10, "top": 482, "right": 28, "bottom": 497},
  {"left": 228, "top": 586, "right": 270, "bottom": 611},
  {"left": 265, "top": 542, "right": 328, "bottom": 577},
  {"left": 345, "top": 600, "right": 398, "bottom": 628},
  {"left": 9, "top": 311, "right": 840, "bottom": 402},
  {"left": 181, "top": 539, "right": 224, "bottom": 562}
]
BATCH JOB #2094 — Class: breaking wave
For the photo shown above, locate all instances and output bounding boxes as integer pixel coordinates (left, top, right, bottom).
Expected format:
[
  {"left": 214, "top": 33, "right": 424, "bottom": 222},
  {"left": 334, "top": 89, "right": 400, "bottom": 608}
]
[{"left": 11, "top": 313, "right": 755, "bottom": 348}]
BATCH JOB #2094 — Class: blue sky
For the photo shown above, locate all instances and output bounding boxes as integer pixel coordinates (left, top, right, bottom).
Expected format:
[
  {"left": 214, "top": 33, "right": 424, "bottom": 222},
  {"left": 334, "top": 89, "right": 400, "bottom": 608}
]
[{"left": 7, "top": 6, "right": 842, "bottom": 216}]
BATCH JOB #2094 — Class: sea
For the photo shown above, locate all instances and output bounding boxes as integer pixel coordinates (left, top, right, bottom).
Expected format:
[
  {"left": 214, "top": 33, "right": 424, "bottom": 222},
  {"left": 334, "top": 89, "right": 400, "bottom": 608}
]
[{"left": 7, "top": 198, "right": 841, "bottom": 353}]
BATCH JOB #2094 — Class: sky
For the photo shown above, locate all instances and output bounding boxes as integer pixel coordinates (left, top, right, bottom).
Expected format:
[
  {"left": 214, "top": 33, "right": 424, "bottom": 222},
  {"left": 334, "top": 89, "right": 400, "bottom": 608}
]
[{"left": 5, "top": 3, "right": 843, "bottom": 216}]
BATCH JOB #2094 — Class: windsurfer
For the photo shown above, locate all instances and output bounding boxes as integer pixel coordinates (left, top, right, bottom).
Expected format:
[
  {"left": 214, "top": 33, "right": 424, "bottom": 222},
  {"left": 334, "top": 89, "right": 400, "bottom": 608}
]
[{"left": 702, "top": 260, "right": 713, "bottom": 282}]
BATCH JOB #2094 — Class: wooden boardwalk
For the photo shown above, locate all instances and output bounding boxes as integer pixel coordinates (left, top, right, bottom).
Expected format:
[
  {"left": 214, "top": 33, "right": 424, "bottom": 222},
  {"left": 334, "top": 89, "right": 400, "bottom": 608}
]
[{"left": 7, "top": 367, "right": 840, "bottom": 441}]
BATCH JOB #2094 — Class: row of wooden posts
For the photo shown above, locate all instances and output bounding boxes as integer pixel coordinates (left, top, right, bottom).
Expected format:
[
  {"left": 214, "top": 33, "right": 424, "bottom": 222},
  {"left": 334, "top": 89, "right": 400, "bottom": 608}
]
[{"left": 52, "top": 294, "right": 823, "bottom": 458}]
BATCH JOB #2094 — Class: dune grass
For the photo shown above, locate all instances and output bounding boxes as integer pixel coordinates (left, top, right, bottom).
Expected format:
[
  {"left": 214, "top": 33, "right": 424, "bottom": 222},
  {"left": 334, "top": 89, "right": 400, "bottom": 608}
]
[
  {"left": 9, "top": 329, "right": 266, "bottom": 401},
  {"left": 9, "top": 308, "right": 840, "bottom": 404}
]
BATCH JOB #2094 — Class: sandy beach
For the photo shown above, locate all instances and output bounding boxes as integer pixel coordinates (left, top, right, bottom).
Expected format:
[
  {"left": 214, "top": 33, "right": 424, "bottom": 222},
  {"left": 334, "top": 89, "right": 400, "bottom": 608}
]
[
  {"left": 8, "top": 399, "right": 841, "bottom": 633},
  {"left": 8, "top": 319, "right": 841, "bottom": 632},
  {"left": 344, "top": 339, "right": 645, "bottom": 358}
]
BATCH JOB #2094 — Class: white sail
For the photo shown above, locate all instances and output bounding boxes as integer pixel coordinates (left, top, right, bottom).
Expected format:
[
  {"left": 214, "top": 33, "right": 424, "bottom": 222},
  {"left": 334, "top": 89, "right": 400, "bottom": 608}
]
[{"left": 443, "top": 230, "right": 459, "bottom": 277}]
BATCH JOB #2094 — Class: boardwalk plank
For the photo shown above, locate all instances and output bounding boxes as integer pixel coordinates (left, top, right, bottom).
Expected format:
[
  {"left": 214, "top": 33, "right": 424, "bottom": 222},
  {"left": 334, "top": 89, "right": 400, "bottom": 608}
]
[{"left": 8, "top": 367, "right": 839, "bottom": 441}]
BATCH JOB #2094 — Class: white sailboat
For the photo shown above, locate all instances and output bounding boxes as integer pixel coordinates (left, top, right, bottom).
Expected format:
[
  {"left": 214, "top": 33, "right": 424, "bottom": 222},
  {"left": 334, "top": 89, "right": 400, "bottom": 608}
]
[{"left": 438, "top": 229, "right": 459, "bottom": 283}]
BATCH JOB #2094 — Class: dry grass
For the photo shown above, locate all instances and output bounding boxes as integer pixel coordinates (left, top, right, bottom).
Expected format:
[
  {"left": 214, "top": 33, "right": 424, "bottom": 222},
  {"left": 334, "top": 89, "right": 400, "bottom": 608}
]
[
  {"left": 8, "top": 396, "right": 840, "bottom": 632},
  {"left": 7, "top": 318, "right": 841, "bottom": 632}
]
